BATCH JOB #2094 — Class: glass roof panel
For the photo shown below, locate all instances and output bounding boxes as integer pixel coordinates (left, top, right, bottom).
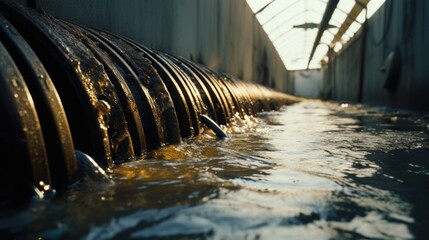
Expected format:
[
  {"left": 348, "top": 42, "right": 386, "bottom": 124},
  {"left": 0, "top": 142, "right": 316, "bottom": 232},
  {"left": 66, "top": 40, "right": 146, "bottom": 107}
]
[
  {"left": 348, "top": 21, "right": 361, "bottom": 34},
  {"left": 247, "top": 0, "right": 385, "bottom": 70},
  {"left": 336, "top": 0, "right": 355, "bottom": 13},
  {"left": 356, "top": 10, "right": 366, "bottom": 24},
  {"left": 330, "top": 9, "right": 348, "bottom": 25},
  {"left": 258, "top": 0, "right": 302, "bottom": 26},
  {"left": 341, "top": 34, "right": 351, "bottom": 43},
  {"left": 367, "top": 0, "right": 386, "bottom": 18},
  {"left": 334, "top": 42, "right": 343, "bottom": 52},
  {"left": 276, "top": 30, "right": 311, "bottom": 46},
  {"left": 311, "top": 44, "right": 329, "bottom": 65},
  {"left": 321, "top": 30, "right": 334, "bottom": 45},
  {"left": 327, "top": 27, "right": 339, "bottom": 36}
]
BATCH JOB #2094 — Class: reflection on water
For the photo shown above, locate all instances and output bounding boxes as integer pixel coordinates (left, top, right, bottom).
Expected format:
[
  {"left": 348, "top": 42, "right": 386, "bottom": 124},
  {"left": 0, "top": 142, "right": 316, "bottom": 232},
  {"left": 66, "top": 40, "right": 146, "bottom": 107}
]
[{"left": 1, "top": 101, "right": 428, "bottom": 239}]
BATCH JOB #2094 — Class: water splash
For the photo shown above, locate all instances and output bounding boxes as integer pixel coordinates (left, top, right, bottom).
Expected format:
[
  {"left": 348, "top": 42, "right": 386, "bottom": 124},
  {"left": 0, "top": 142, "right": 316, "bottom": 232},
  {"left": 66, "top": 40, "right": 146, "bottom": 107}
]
[{"left": 1, "top": 101, "right": 428, "bottom": 239}]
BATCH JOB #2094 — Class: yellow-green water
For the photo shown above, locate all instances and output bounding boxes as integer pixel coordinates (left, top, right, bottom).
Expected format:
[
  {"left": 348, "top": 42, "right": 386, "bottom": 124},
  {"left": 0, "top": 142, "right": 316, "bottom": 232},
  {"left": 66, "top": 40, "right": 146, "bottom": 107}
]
[{"left": 1, "top": 101, "right": 428, "bottom": 239}]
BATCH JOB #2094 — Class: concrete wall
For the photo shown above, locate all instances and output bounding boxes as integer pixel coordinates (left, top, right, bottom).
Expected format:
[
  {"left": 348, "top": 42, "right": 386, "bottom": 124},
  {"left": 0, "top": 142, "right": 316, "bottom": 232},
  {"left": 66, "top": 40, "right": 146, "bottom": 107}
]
[
  {"left": 289, "top": 69, "right": 324, "bottom": 99},
  {"left": 328, "top": 0, "right": 429, "bottom": 110},
  {"left": 330, "top": 34, "right": 363, "bottom": 102},
  {"left": 17, "top": 0, "right": 289, "bottom": 92}
]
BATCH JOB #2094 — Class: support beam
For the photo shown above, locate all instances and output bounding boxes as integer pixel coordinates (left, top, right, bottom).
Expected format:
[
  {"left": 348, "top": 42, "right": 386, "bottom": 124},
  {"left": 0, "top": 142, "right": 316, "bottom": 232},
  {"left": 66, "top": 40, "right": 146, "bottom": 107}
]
[
  {"left": 307, "top": 0, "right": 339, "bottom": 68},
  {"left": 330, "top": 0, "right": 369, "bottom": 46},
  {"left": 255, "top": 0, "right": 276, "bottom": 15}
]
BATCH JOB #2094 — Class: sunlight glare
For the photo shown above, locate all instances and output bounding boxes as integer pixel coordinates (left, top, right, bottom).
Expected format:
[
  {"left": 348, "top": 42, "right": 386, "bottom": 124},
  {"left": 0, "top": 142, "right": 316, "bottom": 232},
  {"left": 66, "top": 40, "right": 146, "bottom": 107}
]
[{"left": 246, "top": 0, "right": 386, "bottom": 70}]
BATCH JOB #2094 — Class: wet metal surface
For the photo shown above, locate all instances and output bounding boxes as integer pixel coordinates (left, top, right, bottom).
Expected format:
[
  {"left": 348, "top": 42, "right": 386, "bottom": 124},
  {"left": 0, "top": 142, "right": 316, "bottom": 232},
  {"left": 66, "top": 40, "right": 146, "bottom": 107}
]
[
  {"left": 1, "top": 101, "right": 428, "bottom": 239},
  {"left": 0, "top": 0, "right": 297, "bottom": 198}
]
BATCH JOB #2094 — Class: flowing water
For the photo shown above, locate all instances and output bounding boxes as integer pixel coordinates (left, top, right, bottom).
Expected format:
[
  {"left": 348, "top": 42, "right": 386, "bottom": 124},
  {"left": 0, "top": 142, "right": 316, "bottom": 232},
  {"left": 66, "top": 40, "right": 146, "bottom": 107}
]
[{"left": 1, "top": 101, "right": 428, "bottom": 239}]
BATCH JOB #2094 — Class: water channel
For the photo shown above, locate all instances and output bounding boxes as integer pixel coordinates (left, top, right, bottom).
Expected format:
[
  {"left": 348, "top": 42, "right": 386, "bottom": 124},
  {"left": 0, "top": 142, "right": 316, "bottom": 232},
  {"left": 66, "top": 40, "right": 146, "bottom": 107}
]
[{"left": 1, "top": 100, "right": 428, "bottom": 239}]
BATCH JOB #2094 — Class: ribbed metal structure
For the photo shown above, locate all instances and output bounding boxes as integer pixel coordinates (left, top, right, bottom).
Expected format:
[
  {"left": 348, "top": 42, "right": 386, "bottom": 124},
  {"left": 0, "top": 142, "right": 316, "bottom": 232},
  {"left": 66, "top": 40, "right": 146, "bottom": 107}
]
[{"left": 0, "top": 1, "right": 297, "bottom": 199}]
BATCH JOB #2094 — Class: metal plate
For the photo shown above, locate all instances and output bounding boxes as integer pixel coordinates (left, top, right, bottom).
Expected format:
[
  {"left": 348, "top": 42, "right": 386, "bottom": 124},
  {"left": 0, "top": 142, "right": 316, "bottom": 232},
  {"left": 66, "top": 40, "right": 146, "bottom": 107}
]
[
  {"left": 99, "top": 32, "right": 182, "bottom": 145},
  {"left": 84, "top": 29, "right": 166, "bottom": 150},
  {"left": 179, "top": 59, "right": 229, "bottom": 125},
  {"left": 208, "top": 70, "right": 237, "bottom": 119},
  {"left": 168, "top": 55, "right": 217, "bottom": 123},
  {"left": 58, "top": 21, "right": 144, "bottom": 159},
  {"left": 198, "top": 65, "right": 235, "bottom": 122},
  {"left": 0, "top": 15, "right": 76, "bottom": 187},
  {"left": 0, "top": 41, "right": 51, "bottom": 196},
  {"left": 117, "top": 41, "right": 195, "bottom": 139},
  {"left": 155, "top": 52, "right": 202, "bottom": 136},
  {"left": 1, "top": 1, "right": 115, "bottom": 167},
  {"left": 89, "top": 29, "right": 183, "bottom": 146}
]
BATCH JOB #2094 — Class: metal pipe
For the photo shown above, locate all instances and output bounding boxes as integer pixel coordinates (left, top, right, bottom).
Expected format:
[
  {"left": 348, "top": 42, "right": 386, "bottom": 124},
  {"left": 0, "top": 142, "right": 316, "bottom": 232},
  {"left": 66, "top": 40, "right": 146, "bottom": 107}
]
[{"left": 0, "top": 0, "right": 299, "bottom": 200}]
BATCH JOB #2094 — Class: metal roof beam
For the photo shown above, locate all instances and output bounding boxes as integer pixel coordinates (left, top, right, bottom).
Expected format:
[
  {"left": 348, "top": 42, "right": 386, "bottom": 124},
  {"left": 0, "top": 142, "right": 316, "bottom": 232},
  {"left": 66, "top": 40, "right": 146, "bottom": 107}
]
[
  {"left": 307, "top": 0, "right": 339, "bottom": 68},
  {"left": 330, "top": 0, "right": 369, "bottom": 45},
  {"left": 255, "top": 0, "right": 276, "bottom": 15}
]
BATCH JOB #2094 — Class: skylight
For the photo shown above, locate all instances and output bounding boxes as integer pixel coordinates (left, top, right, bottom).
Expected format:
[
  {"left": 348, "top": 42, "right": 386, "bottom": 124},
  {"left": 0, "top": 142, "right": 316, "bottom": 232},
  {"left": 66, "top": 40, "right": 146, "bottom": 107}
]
[{"left": 247, "top": 0, "right": 386, "bottom": 70}]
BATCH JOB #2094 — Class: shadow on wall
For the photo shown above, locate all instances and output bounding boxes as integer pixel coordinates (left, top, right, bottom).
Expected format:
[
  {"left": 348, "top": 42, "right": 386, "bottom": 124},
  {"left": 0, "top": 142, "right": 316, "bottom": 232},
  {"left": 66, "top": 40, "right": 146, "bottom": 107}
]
[{"left": 17, "top": 0, "right": 289, "bottom": 92}]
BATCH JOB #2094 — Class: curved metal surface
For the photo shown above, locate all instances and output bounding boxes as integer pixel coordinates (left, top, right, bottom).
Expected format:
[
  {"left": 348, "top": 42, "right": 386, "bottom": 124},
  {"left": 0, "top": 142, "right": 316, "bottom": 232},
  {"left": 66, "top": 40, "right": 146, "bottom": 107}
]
[
  {"left": 0, "top": 15, "right": 77, "bottom": 188},
  {"left": 0, "top": 0, "right": 299, "bottom": 199},
  {"left": 99, "top": 33, "right": 182, "bottom": 145},
  {"left": 63, "top": 23, "right": 147, "bottom": 156},
  {"left": 0, "top": 41, "right": 51, "bottom": 197}
]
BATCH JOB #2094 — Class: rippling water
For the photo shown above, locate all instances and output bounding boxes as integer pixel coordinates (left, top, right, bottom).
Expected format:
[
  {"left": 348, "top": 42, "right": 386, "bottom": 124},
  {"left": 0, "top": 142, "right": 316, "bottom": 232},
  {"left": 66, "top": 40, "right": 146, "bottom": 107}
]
[{"left": 1, "top": 101, "right": 428, "bottom": 239}]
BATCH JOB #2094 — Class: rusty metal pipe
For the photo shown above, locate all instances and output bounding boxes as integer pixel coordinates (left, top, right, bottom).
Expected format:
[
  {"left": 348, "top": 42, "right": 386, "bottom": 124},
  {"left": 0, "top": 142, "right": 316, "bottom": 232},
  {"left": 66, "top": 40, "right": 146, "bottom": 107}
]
[{"left": 0, "top": 0, "right": 298, "bottom": 200}]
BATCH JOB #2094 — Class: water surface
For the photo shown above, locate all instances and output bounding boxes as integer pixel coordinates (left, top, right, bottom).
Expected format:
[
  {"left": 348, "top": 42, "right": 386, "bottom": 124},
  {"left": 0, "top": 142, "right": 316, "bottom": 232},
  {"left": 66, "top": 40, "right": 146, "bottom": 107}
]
[{"left": 1, "top": 101, "right": 428, "bottom": 239}]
